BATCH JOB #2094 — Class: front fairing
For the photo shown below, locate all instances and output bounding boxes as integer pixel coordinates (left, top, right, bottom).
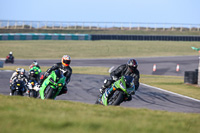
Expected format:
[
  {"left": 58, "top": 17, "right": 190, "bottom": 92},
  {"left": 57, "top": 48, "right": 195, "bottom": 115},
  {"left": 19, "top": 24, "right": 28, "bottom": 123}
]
[
  {"left": 13, "top": 79, "right": 25, "bottom": 91},
  {"left": 39, "top": 71, "right": 56, "bottom": 99},
  {"left": 39, "top": 71, "right": 66, "bottom": 99},
  {"left": 100, "top": 76, "right": 135, "bottom": 106},
  {"left": 101, "top": 93, "right": 108, "bottom": 106}
]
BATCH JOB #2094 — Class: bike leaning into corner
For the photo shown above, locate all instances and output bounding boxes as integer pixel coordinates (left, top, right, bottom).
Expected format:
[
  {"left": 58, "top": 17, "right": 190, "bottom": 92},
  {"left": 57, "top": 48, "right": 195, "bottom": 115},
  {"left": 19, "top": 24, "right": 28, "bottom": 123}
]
[
  {"left": 95, "top": 76, "right": 135, "bottom": 106},
  {"left": 39, "top": 69, "right": 66, "bottom": 100}
]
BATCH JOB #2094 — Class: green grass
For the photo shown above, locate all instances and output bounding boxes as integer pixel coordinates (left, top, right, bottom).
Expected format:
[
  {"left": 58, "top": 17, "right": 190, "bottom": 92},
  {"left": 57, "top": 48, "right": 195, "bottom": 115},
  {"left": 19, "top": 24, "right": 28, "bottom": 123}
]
[
  {"left": 0, "top": 40, "right": 199, "bottom": 59},
  {"left": 0, "top": 94, "right": 199, "bottom": 133},
  {"left": 141, "top": 75, "right": 200, "bottom": 100}
]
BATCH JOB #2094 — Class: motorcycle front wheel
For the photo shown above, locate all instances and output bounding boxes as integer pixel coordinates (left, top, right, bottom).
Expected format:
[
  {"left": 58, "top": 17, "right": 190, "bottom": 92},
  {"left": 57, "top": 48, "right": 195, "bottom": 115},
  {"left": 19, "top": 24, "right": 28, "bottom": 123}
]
[
  {"left": 108, "top": 90, "right": 124, "bottom": 106},
  {"left": 44, "top": 85, "right": 57, "bottom": 99}
]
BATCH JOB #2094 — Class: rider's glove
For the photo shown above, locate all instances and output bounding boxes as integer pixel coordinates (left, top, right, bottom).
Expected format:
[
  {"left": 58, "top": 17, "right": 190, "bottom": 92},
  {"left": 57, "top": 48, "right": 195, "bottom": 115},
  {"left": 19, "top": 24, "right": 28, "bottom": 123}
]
[
  {"left": 111, "top": 76, "right": 118, "bottom": 81},
  {"left": 44, "top": 72, "right": 49, "bottom": 78}
]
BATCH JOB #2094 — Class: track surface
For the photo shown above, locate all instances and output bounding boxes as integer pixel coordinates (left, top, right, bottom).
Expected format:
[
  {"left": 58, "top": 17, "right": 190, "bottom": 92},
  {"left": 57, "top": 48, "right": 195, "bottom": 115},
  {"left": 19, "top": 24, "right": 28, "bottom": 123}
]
[
  {"left": 4, "top": 55, "right": 198, "bottom": 76},
  {"left": 1, "top": 56, "right": 200, "bottom": 113}
]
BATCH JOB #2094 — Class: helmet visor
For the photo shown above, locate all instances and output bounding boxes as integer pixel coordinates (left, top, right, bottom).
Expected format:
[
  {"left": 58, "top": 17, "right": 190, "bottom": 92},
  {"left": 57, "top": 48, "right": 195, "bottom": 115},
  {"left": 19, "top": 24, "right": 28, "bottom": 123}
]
[
  {"left": 63, "top": 60, "right": 71, "bottom": 65},
  {"left": 129, "top": 66, "right": 136, "bottom": 71}
]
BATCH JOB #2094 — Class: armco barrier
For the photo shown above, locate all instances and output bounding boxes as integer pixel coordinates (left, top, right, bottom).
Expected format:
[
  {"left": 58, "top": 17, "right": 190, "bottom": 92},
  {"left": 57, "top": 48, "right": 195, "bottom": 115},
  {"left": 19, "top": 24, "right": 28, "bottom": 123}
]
[
  {"left": 0, "top": 33, "right": 91, "bottom": 40},
  {"left": 91, "top": 34, "right": 200, "bottom": 41},
  {"left": 1, "top": 34, "right": 200, "bottom": 41}
]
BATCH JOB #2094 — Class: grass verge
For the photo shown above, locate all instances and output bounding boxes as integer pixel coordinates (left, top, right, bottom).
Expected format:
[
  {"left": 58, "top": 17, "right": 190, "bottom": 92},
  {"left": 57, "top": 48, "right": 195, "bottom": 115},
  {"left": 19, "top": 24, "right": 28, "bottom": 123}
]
[
  {"left": 0, "top": 40, "right": 199, "bottom": 59},
  {"left": 0, "top": 94, "right": 199, "bottom": 133}
]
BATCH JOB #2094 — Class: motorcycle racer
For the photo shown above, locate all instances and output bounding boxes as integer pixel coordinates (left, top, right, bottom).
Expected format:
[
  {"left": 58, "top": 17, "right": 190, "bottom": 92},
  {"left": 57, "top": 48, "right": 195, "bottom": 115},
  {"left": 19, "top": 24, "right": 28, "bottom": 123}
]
[
  {"left": 39, "top": 55, "right": 72, "bottom": 96},
  {"left": 9, "top": 68, "right": 30, "bottom": 95},
  {"left": 100, "top": 59, "right": 140, "bottom": 101},
  {"left": 29, "top": 60, "right": 41, "bottom": 69},
  {"left": 28, "top": 61, "right": 42, "bottom": 83}
]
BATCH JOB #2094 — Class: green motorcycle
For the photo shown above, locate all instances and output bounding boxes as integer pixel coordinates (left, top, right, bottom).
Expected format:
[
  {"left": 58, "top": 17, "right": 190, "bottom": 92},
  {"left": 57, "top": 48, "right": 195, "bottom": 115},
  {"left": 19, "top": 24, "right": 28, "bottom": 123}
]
[
  {"left": 39, "top": 69, "right": 66, "bottom": 100},
  {"left": 95, "top": 76, "right": 135, "bottom": 106}
]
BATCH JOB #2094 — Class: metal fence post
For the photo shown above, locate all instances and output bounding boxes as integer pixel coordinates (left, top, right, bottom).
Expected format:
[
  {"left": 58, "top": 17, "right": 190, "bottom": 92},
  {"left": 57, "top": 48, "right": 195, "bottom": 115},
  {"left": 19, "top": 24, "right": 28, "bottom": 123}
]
[
  {"left": 30, "top": 22, "right": 32, "bottom": 29},
  {"left": 7, "top": 20, "right": 9, "bottom": 29},
  {"left": 22, "top": 21, "right": 24, "bottom": 29},
  {"left": 137, "top": 24, "right": 140, "bottom": 30},
  {"left": 15, "top": 21, "right": 17, "bottom": 29}
]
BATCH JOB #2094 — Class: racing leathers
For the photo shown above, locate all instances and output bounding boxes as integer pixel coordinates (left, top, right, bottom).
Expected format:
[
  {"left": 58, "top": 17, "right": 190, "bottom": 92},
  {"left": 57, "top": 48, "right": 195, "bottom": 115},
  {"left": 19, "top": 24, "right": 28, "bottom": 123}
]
[{"left": 40, "top": 62, "right": 72, "bottom": 95}]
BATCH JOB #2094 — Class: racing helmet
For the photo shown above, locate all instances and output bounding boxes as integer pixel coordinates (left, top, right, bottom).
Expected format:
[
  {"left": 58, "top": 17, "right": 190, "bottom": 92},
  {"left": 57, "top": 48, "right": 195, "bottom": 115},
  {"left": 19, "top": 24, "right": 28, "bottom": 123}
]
[
  {"left": 16, "top": 68, "right": 21, "bottom": 74},
  {"left": 29, "top": 70, "right": 35, "bottom": 77},
  {"left": 9, "top": 51, "right": 12, "bottom": 55},
  {"left": 20, "top": 68, "right": 25, "bottom": 78},
  {"left": 61, "top": 55, "right": 71, "bottom": 67},
  {"left": 127, "top": 59, "right": 138, "bottom": 71},
  {"left": 32, "top": 60, "right": 38, "bottom": 66}
]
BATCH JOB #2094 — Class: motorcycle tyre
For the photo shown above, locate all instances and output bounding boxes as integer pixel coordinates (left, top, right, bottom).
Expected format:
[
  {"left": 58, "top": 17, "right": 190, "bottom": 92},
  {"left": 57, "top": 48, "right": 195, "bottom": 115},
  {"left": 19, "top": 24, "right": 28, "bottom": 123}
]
[
  {"left": 44, "top": 85, "right": 55, "bottom": 99},
  {"left": 95, "top": 94, "right": 102, "bottom": 105},
  {"left": 29, "top": 90, "right": 38, "bottom": 98},
  {"left": 108, "top": 90, "right": 124, "bottom": 106},
  {"left": 13, "top": 90, "right": 23, "bottom": 96}
]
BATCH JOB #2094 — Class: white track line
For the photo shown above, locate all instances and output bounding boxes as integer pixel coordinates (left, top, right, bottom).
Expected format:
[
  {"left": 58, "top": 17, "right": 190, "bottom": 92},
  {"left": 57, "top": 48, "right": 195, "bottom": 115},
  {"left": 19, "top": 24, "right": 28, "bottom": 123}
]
[
  {"left": 0, "top": 70, "right": 14, "bottom": 72},
  {"left": 141, "top": 83, "right": 200, "bottom": 103}
]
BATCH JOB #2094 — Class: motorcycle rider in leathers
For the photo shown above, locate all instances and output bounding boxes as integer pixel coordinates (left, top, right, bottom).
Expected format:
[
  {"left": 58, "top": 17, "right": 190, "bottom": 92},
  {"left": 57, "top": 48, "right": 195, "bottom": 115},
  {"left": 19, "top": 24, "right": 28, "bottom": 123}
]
[
  {"left": 99, "top": 59, "right": 140, "bottom": 101},
  {"left": 10, "top": 68, "right": 30, "bottom": 95},
  {"left": 39, "top": 55, "right": 72, "bottom": 96}
]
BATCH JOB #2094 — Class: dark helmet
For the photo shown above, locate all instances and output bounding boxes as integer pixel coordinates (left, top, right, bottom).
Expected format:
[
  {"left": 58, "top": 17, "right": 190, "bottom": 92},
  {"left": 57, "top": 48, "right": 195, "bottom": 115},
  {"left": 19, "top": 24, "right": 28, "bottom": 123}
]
[
  {"left": 29, "top": 70, "right": 35, "bottom": 77},
  {"left": 124, "top": 76, "right": 134, "bottom": 88},
  {"left": 127, "top": 59, "right": 138, "bottom": 71}
]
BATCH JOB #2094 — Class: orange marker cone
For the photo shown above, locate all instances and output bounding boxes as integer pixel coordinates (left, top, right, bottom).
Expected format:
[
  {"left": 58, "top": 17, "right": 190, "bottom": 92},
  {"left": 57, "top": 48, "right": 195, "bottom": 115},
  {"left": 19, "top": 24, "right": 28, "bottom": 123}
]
[
  {"left": 176, "top": 64, "right": 180, "bottom": 72},
  {"left": 153, "top": 64, "right": 156, "bottom": 72}
]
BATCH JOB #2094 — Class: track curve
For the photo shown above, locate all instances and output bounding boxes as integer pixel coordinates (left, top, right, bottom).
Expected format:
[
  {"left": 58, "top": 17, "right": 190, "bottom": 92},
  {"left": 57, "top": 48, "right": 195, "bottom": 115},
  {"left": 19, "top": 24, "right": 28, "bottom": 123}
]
[{"left": 0, "top": 71, "right": 200, "bottom": 113}]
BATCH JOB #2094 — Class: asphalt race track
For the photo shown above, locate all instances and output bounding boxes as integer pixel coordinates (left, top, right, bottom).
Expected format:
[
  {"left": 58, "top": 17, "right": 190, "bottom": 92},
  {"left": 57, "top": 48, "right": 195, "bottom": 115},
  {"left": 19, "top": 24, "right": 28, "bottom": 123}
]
[
  {"left": 1, "top": 56, "right": 200, "bottom": 113},
  {"left": 3, "top": 55, "right": 198, "bottom": 76}
]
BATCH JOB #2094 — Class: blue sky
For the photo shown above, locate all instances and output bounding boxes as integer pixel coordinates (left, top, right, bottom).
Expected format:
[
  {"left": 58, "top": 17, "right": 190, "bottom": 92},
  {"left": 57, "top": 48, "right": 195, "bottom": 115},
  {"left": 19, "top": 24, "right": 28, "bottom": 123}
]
[{"left": 0, "top": 0, "right": 199, "bottom": 24}]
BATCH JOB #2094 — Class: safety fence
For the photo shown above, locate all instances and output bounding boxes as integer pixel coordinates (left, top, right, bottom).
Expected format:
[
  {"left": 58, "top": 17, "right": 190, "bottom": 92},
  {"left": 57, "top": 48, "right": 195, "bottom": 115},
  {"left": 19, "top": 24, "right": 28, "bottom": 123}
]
[
  {"left": 0, "top": 20, "right": 200, "bottom": 32},
  {"left": 91, "top": 34, "right": 200, "bottom": 41},
  {"left": 0, "top": 33, "right": 91, "bottom": 40},
  {"left": 0, "top": 33, "right": 200, "bottom": 41}
]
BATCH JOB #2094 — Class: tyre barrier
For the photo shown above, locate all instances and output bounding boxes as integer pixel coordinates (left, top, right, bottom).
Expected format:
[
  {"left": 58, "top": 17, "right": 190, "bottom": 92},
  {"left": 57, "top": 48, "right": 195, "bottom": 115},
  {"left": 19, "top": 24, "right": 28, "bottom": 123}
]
[
  {"left": 91, "top": 34, "right": 200, "bottom": 41},
  {"left": 0, "top": 33, "right": 91, "bottom": 40},
  {"left": 184, "top": 71, "right": 198, "bottom": 84}
]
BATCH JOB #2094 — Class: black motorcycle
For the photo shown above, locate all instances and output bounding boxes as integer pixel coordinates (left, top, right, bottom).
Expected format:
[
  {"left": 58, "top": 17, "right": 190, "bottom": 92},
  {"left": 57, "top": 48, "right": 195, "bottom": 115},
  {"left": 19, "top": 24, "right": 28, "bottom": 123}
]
[
  {"left": 11, "top": 79, "right": 26, "bottom": 96},
  {"left": 5, "top": 55, "right": 14, "bottom": 63},
  {"left": 27, "top": 70, "right": 40, "bottom": 98}
]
